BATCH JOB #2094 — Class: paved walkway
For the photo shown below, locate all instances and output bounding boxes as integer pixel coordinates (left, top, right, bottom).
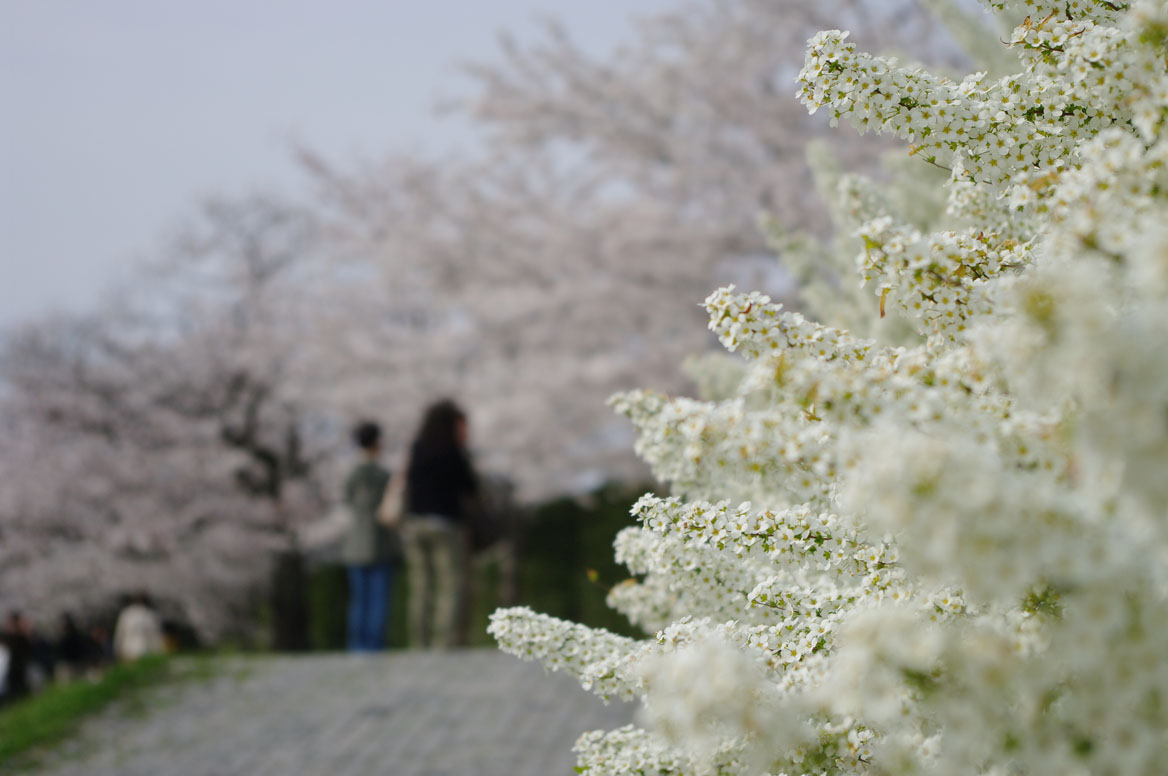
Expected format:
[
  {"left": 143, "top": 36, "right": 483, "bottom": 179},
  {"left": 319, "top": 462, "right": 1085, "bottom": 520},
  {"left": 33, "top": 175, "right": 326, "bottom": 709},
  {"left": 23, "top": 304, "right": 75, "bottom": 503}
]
[{"left": 18, "top": 651, "right": 635, "bottom": 776}]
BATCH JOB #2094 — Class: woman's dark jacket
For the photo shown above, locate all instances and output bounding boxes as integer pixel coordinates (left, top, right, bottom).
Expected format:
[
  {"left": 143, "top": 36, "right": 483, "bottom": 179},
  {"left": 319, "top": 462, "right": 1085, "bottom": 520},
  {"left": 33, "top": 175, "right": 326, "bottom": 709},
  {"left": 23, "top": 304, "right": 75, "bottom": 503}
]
[{"left": 405, "top": 445, "right": 477, "bottom": 522}]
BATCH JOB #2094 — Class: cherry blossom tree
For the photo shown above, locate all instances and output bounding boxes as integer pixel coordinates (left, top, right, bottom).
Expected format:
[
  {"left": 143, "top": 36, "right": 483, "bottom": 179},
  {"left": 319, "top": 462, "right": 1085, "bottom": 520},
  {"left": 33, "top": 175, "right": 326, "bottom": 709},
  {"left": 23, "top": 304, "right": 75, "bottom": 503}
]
[
  {"left": 0, "top": 195, "right": 336, "bottom": 639},
  {"left": 303, "top": 149, "right": 737, "bottom": 497},
  {"left": 303, "top": 0, "right": 975, "bottom": 498},
  {"left": 459, "top": 0, "right": 960, "bottom": 235},
  {"left": 0, "top": 0, "right": 979, "bottom": 637}
]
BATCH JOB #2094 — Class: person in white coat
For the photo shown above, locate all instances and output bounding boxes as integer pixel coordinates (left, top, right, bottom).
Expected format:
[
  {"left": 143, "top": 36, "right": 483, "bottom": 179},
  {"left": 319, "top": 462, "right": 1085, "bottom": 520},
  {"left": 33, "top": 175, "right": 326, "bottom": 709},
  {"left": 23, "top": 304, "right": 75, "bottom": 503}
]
[{"left": 113, "top": 593, "right": 164, "bottom": 662}]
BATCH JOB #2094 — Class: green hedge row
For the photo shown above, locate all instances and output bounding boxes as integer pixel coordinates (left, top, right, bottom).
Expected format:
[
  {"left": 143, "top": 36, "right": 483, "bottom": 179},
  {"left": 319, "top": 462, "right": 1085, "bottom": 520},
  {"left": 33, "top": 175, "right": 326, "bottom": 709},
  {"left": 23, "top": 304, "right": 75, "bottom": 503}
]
[{"left": 304, "top": 482, "right": 650, "bottom": 649}]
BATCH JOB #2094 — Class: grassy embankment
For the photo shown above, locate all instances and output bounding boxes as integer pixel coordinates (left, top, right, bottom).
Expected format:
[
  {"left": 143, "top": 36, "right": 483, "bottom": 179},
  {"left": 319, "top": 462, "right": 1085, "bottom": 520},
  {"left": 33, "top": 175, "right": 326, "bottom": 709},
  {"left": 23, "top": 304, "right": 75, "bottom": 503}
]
[{"left": 0, "top": 654, "right": 214, "bottom": 772}]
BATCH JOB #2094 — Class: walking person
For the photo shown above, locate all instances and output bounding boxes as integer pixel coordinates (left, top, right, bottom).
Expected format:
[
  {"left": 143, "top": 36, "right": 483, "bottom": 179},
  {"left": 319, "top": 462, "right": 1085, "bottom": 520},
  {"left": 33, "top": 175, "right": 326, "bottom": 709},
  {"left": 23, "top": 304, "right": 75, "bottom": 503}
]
[
  {"left": 401, "top": 400, "right": 478, "bottom": 649},
  {"left": 341, "top": 421, "right": 399, "bottom": 652},
  {"left": 113, "top": 593, "right": 164, "bottom": 662},
  {"left": 55, "top": 612, "right": 88, "bottom": 682},
  {"left": 1, "top": 611, "right": 32, "bottom": 704}
]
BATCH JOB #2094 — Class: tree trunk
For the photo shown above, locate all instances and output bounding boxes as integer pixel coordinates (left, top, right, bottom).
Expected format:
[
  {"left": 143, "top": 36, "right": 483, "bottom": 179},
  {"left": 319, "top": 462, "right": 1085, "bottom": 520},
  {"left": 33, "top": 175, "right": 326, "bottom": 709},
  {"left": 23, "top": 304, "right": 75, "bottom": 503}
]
[{"left": 270, "top": 549, "right": 309, "bottom": 651}]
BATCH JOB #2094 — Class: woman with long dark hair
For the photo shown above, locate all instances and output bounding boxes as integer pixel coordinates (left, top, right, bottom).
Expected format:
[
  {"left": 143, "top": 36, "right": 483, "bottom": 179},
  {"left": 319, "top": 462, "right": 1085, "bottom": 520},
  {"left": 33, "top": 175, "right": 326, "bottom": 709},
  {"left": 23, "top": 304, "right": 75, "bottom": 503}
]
[{"left": 401, "top": 399, "right": 477, "bottom": 649}]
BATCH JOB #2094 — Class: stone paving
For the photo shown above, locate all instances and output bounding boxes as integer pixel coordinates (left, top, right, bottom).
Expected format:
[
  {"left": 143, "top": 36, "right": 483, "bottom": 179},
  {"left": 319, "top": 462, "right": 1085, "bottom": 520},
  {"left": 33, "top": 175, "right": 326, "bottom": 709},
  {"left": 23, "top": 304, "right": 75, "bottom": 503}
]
[{"left": 18, "top": 651, "right": 636, "bottom": 776}]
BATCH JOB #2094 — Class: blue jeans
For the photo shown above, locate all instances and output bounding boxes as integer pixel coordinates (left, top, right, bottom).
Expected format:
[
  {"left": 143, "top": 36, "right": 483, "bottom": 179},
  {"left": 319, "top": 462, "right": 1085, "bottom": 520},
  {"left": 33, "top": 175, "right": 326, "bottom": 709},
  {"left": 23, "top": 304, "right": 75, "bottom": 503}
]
[{"left": 347, "top": 563, "right": 392, "bottom": 651}]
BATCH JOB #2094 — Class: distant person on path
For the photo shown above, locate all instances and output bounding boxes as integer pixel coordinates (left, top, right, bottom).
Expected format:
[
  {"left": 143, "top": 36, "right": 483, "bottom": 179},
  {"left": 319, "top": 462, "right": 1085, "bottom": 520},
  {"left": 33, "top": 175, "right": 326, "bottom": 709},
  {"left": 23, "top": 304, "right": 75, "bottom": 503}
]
[
  {"left": 87, "top": 624, "right": 113, "bottom": 673},
  {"left": 1, "top": 611, "right": 32, "bottom": 703},
  {"left": 402, "top": 400, "right": 478, "bottom": 649},
  {"left": 341, "top": 420, "right": 399, "bottom": 651},
  {"left": 55, "top": 612, "right": 89, "bottom": 682},
  {"left": 27, "top": 619, "right": 55, "bottom": 690},
  {"left": 113, "top": 593, "right": 164, "bottom": 662}
]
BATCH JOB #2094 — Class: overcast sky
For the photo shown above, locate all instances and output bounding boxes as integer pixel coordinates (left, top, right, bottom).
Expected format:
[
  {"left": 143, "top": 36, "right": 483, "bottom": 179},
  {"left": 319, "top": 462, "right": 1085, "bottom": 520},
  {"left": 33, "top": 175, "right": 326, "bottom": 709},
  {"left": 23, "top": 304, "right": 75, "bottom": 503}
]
[{"left": 0, "top": 0, "right": 675, "bottom": 329}]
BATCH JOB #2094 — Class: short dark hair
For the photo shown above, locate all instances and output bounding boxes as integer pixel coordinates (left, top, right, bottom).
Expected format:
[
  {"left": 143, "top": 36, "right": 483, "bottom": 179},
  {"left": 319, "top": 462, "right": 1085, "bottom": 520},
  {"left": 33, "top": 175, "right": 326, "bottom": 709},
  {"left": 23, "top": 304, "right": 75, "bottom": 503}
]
[{"left": 354, "top": 421, "right": 382, "bottom": 451}]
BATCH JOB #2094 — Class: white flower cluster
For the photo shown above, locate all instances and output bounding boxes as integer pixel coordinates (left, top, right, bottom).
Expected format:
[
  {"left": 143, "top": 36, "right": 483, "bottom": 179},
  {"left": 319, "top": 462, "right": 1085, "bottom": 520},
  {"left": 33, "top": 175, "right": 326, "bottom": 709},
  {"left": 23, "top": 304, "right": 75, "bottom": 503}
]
[{"left": 490, "top": 1, "right": 1168, "bottom": 773}]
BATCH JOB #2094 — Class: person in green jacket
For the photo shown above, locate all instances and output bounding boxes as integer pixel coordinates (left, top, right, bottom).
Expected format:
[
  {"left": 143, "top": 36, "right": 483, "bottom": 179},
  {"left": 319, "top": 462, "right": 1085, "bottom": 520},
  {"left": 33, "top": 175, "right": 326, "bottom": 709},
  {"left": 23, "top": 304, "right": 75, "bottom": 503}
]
[{"left": 341, "top": 421, "right": 399, "bottom": 651}]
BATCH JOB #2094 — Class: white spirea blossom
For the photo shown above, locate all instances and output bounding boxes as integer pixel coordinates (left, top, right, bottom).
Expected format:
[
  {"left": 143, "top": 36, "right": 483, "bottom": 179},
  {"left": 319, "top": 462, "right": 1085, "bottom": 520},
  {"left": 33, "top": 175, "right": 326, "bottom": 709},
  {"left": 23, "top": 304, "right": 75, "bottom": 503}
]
[{"left": 490, "top": 2, "right": 1168, "bottom": 774}]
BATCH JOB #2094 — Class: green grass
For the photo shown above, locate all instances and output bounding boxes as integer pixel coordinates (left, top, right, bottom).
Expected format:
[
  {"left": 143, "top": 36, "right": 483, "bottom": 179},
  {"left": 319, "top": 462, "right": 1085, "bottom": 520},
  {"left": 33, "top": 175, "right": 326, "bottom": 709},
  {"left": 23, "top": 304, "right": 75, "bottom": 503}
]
[{"left": 0, "top": 653, "right": 214, "bottom": 771}]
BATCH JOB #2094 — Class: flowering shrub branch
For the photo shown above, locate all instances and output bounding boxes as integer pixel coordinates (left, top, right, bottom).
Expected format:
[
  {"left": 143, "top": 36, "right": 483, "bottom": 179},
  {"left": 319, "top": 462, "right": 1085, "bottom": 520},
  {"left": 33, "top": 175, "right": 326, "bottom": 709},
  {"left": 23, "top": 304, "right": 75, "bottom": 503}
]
[{"left": 491, "top": 1, "right": 1168, "bottom": 773}]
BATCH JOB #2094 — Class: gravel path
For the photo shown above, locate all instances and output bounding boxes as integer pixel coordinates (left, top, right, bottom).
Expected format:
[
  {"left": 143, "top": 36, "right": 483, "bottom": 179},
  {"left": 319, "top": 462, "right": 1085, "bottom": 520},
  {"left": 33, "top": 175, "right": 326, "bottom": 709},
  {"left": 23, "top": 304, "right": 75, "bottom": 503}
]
[{"left": 18, "top": 650, "right": 635, "bottom": 776}]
